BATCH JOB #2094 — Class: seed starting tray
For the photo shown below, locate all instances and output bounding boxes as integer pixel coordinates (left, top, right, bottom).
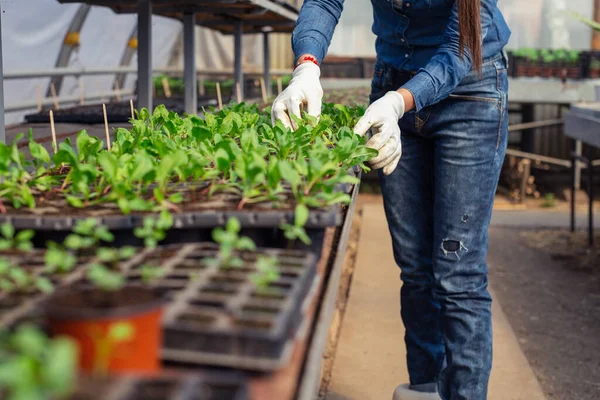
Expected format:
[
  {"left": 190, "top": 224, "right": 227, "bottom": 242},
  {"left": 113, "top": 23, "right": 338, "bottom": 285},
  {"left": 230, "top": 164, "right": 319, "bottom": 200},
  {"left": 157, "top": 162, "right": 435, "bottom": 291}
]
[
  {"left": 74, "top": 372, "right": 248, "bottom": 400},
  {"left": 116, "top": 243, "right": 319, "bottom": 372},
  {"left": 0, "top": 250, "right": 97, "bottom": 329}
]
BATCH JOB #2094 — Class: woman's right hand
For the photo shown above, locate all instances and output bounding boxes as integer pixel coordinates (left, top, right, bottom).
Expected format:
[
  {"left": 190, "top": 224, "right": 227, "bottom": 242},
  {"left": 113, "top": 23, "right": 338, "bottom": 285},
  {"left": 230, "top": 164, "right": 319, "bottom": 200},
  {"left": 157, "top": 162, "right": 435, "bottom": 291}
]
[{"left": 271, "top": 61, "right": 323, "bottom": 131}]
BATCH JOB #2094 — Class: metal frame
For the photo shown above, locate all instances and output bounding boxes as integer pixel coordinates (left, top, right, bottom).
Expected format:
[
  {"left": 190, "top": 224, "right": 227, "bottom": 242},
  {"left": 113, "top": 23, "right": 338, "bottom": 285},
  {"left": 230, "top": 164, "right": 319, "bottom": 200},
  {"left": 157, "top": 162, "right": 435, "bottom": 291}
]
[
  {"left": 571, "top": 149, "right": 595, "bottom": 247},
  {"left": 0, "top": 1, "right": 4, "bottom": 144},
  {"left": 47, "top": 5, "right": 92, "bottom": 96},
  {"left": 263, "top": 30, "right": 272, "bottom": 98},
  {"left": 114, "top": 25, "right": 138, "bottom": 92},
  {"left": 234, "top": 20, "right": 244, "bottom": 101},
  {"left": 54, "top": 0, "right": 298, "bottom": 113},
  {"left": 183, "top": 12, "right": 197, "bottom": 114},
  {"left": 137, "top": 0, "right": 153, "bottom": 111}
]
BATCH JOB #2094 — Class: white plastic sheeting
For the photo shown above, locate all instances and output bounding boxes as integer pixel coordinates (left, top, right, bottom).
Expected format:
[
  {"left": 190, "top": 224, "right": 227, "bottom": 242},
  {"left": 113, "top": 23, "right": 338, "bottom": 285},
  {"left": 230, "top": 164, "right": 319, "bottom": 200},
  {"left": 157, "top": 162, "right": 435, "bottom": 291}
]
[
  {"left": 2, "top": 0, "right": 181, "bottom": 125},
  {"left": 326, "top": 0, "right": 595, "bottom": 57}
]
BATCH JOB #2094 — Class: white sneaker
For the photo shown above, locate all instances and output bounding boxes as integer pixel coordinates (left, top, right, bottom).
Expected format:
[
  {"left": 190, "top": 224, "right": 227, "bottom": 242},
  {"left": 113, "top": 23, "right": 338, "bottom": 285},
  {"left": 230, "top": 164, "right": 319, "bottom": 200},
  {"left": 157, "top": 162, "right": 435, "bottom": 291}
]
[{"left": 392, "top": 384, "right": 442, "bottom": 400}]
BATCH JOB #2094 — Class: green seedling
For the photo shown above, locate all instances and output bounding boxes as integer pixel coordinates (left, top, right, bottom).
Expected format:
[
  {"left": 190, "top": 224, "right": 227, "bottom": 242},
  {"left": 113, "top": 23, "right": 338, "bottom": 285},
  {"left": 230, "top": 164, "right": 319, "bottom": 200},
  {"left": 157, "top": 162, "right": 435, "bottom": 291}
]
[
  {"left": 64, "top": 218, "right": 114, "bottom": 251},
  {"left": 280, "top": 204, "right": 312, "bottom": 245},
  {"left": 139, "top": 265, "right": 166, "bottom": 284},
  {"left": 206, "top": 217, "right": 256, "bottom": 269},
  {"left": 250, "top": 256, "right": 281, "bottom": 292},
  {"left": 0, "top": 325, "right": 78, "bottom": 400},
  {"left": 0, "top": 223, "right": 34, "bottom": 252},
  {"left": 134, "top": 210, "right": 173, "bottom": 248},
  {"left": 0, "top": 102, "right": 372, "bottom": 221},
  {"left": 0, "top": 257, "right": 54, "bottom": 295},
  {"left": 44, "top": 242, "right": 77, "bottom": 275},
  {"left": 86, "top": 263, "right": 125, "bottom": 292}
]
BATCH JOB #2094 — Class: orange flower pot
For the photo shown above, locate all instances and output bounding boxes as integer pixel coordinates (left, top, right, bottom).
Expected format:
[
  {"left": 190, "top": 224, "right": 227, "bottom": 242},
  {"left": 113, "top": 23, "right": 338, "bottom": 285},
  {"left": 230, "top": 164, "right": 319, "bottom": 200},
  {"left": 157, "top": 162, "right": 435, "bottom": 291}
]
[{"left": 45, "top": 286, "right": 164, "bottom": 375}]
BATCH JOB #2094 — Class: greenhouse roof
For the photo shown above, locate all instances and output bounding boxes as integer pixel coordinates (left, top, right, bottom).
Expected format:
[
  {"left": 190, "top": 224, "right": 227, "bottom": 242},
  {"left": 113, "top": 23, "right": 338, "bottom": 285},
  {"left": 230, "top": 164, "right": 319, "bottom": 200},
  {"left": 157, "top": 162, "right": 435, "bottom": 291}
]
[{"left": 57, "top": 0, "right": 299, "bottom": 33}]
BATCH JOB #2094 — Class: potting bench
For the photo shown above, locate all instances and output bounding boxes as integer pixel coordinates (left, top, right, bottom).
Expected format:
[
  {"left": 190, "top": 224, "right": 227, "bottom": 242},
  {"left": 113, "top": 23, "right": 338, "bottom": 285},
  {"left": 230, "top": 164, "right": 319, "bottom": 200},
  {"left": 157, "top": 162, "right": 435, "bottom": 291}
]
[
  {"left": 56, "top": 0, "right": 299, "bottom": 113},
  {"left": 563, "top": 102, "right": 600, "bottom": 247}
]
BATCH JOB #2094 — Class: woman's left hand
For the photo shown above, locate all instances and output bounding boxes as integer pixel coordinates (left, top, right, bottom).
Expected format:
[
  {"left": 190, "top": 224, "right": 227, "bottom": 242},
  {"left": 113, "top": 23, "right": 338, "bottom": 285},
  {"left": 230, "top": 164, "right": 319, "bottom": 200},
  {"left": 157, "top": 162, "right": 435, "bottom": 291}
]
[{"left": 353, "top": 91, "right": 405, "bottom": 176}]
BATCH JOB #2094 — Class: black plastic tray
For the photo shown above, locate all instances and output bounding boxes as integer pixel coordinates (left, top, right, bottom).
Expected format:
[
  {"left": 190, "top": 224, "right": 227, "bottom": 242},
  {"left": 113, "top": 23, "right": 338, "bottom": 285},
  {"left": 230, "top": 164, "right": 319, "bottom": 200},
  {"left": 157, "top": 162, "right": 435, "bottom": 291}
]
[
  {"left": 73, "top": 372, "right": 248, "bottom": 400},
  {"left": 114, "top": 243, "right": 319, "bottom": 372},
  {"left": 0, "top": 249, "right": 93, "bottom": 329},
  {"left": 1, "top": 206, "right": 341, "bottom": 255}
]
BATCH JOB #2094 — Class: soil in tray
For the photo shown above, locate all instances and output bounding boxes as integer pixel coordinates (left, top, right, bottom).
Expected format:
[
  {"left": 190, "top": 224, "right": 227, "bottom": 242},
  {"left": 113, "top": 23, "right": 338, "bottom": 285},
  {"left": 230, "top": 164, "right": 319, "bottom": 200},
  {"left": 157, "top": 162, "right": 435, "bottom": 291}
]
[{"left": 8, "top": 185, "right": 302, "bottom": 217}]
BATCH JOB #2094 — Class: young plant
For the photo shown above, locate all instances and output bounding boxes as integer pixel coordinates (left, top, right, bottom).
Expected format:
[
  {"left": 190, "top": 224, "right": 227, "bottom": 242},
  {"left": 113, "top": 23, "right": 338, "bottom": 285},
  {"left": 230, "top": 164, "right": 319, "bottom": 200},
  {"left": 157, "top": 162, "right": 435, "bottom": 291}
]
[
  {"left": 206, "top": 217, "right": 256, "bottom": 269},
  {"left": 250, "top": 256, "right": 281, "bottom": 292},
  {"left": 279, "top": 204, "right": 312, "bottom": 245},
  {"left": 44, "top": 242, "right": 77, "bottom": 275},
  {"left": 85, "top": 246, "right": 137, "bottom": 292},
  {"left": 0, "top": 257, "right": 54, "bottom": 295},
  {"left": 0, "top": 325, "right": 78, "bottom": 400},
  {"left": 64, "top": 218, "right": 114, "bottom": 251},
  {"left": 0, "top": 223, "right": 34, "bottom": 252},
  {"left": 134, "top": 210, "right": 173, "bottom": 248}
]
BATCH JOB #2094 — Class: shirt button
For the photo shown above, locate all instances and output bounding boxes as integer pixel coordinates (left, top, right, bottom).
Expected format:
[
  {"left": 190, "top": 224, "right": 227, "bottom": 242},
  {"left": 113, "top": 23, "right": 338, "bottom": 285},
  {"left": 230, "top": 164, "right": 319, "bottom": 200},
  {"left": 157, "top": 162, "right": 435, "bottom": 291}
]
[
  {"left": 400, "top": 38, "right": 406, "bottom": 43},
  {"left": 406, "top": 2, "right": 411, "bottom": 7},
  {"left": 405, "top": 53, "right": 409, "bottom": 58}
]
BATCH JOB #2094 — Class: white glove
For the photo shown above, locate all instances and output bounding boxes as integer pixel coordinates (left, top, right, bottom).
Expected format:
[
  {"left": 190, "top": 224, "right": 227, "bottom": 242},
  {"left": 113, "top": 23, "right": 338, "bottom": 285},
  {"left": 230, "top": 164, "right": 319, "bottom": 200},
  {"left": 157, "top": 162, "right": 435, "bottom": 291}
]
[
  {"left": 271, "top": 62, "right": 323, "bottom": 130},
  {"left": 353, "top": 91, "right": 405, "bottom": 176}
]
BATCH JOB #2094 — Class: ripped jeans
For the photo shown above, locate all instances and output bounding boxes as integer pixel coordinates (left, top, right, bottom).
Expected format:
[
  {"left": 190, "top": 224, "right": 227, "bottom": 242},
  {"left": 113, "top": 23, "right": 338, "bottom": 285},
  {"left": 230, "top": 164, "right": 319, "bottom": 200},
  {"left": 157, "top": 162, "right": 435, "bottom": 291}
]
[{"left": 371, "top": 53, "right": 508, "bottom": 400}]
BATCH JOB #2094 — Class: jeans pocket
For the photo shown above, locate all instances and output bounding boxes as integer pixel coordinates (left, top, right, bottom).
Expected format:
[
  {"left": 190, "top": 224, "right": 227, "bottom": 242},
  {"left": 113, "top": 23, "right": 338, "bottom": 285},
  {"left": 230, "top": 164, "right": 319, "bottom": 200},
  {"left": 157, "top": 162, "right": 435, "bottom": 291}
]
[{"left": 370, "top": 60, "right": 390, "bottom": 104}]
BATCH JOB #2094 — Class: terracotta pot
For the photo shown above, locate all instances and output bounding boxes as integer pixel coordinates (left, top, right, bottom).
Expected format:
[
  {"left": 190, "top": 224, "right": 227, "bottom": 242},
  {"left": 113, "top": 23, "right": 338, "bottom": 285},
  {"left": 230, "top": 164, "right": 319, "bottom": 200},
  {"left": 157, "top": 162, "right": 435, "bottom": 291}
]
[
  {"left": 591, "top": 69, "right": 600, "bottom": 79},
  {"left": 45, "top": 286, "right": 164, "bottom": 375}
]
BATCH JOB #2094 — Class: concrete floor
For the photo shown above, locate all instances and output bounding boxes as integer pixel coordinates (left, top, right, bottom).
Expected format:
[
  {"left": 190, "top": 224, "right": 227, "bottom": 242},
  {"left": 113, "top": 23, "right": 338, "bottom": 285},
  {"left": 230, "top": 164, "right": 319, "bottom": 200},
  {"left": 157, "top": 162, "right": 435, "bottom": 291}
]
[
  {"left": 324, "top": 203, "right": 546, "bottom": 400},
  {"left": 488, "top": 228, "right": 600, "bottom": 400}
]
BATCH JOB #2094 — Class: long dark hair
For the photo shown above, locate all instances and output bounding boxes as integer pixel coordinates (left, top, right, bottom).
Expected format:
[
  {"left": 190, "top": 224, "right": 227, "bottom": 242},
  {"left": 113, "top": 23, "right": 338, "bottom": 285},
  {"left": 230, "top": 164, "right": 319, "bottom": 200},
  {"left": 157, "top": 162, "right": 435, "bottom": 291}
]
[{"left": 457, "top": 0, "right": 482, "bottom": 70}]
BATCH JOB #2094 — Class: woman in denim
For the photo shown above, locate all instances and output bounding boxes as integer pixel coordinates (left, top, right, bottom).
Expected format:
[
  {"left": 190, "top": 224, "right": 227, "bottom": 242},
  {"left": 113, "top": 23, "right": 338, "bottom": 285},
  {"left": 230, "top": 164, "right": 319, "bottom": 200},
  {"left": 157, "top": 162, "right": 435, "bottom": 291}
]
[{"left": 272, "top": 1, "right": 510, "bottom": 399}]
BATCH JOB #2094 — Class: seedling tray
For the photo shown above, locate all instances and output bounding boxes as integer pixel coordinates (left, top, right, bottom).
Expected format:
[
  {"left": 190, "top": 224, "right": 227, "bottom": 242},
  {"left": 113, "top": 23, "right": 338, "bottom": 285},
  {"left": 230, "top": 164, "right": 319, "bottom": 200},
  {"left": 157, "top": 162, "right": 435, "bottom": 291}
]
[
  {"left": 0, "top": 250, "right": 84, "bottom": 328},
  {"left": 0, "top": 248, "right": 148, "bottom": 329},
  {"left": 112, "top": 243, "right": 319, "bottom": 372},
  {"left": 73, "top": 372, "right": 248, "bottom": 400},
  {"left": 1, "top": 200, "right": 343, "bottom": 255}
]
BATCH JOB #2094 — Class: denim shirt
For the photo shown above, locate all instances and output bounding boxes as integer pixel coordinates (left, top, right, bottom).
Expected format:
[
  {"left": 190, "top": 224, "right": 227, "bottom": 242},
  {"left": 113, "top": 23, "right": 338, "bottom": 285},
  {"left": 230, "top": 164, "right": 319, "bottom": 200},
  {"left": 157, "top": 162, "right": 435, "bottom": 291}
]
[{"left": 292, "top": 0, "right": 511, "bottom": 111}]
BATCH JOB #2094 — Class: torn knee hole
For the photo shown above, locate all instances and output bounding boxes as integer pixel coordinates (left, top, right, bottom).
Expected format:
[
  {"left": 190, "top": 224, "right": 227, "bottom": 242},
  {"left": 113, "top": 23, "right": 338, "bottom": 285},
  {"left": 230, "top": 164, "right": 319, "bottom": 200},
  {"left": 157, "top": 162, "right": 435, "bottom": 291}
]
[
  {"left": 440, "top": 239, "right": 468, "bottom": 259},
  {"left": 441, "top": 240, "right": 460, "bottom": 252}
]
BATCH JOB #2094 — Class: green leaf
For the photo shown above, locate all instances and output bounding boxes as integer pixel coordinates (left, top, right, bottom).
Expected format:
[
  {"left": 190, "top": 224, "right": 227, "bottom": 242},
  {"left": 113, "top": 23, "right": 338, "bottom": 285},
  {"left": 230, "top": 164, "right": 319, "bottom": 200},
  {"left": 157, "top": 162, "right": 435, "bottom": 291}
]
[
  {"left": 87, "top": 264, "right": 125, "bottom": 292},
  {"left": 119, "top": 246, "right": 137, "bottom": 259},
  {"left": 97, "top": 152, "right": 119, "bottom": 181},
  {"left": 294, "top": 204, "right": 309, "bottom": 228},
  {"left": 97, "top": 248, "right": 119, "bottom": 262},
  {"left": 29, "top": 139, "right": 51, "bottom": 165},
  {"left": 1, "top": 223, "right": 14, "bottom": 240},
  {"left": 226, "top": 217, "right": 241, "bottom": 233},
  {"left": 35, "top": 277, "right": 55, "bottom": 294},
  {"left": 157, "top": 210, "right": 173, "bottom": 230},
  {"left": 15, "top": 230, "right": 34, "bottom": 242},
  {"left": 214, "top": 148, "right": 231, "bottom": 173},
  {"left": 66, "top": 195, "right": 84, "bottom": 208},
  {"left": 41, "top": 337, "right": 78, "bottom": 397},
  {"left": 278, "top": 160, "right": 300, "bottom": 189},
  {"left": 236, "top": 236, "right": 256, "bottom": 251},
  {"left": 191, "top": 126, "right": 212, "bottom": 142}
]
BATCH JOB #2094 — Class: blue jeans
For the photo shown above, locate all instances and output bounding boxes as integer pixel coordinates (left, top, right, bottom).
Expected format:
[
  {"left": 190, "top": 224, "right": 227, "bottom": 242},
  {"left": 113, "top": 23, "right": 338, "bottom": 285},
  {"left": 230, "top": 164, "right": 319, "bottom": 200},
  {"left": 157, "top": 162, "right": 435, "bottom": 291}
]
[{"left": 370, "top": 53, "right": 509, "bottom": 400}]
